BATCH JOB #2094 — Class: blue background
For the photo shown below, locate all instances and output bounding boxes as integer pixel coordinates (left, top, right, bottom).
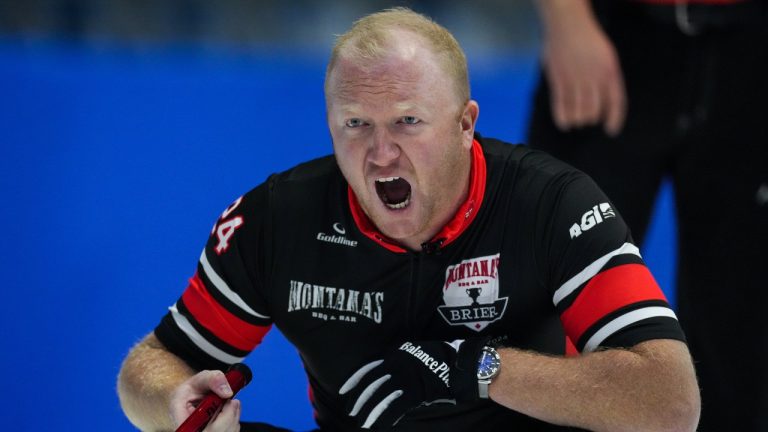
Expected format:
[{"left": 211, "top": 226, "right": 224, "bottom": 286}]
[{"left": 0, "top": 39, "right": 676, "bottom": 431}]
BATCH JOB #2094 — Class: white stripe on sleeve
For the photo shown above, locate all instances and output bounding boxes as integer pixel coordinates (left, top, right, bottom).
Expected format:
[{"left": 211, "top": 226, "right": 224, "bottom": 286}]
[
  {"left": 169, "top": 304, "right": 246, "bottom": 365},
  {"left": 553, "top": 242, "right": 641, "bottom": 307},
  {"left": 199, "top": 249, "right": 270, "bottom": 320},
  {"left": 582, "top": 306, "right": 678, "bottom": 353}
]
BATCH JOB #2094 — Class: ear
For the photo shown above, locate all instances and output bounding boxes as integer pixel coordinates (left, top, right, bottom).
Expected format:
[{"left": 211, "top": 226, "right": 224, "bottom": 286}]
[{"left": 459, "top": 100, "right": 480, "bottom": 149}]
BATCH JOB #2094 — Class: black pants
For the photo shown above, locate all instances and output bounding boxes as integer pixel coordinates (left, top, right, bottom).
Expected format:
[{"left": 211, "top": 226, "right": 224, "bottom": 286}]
[{"left": 527, "top": 1, "right": 768, "bottom": 430}]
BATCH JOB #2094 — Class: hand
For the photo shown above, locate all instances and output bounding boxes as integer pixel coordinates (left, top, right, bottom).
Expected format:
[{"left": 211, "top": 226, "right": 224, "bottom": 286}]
[
  {"left": 169, "top": 369, "right": 242, "bottom": 432},
  {"left": 338, "top": 339, "right": 488, "bottom": 429},
  {"left": 540, "top": 3, "right": 627, "bottom": 136}
]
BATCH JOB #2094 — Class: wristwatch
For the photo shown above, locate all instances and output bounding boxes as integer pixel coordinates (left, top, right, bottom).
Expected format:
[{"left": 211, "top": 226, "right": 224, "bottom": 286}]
[{"left": 477, "top": 345, "right": 501, "bottom": 399}]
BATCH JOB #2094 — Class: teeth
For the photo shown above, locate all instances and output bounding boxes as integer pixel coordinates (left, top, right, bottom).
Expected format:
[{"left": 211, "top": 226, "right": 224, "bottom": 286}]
[
  {"left": 386, "top": 196, "right": 410, "bottom": 209},
  {"left": 376, "top": 177, "right": 400, "bottom": 183}
]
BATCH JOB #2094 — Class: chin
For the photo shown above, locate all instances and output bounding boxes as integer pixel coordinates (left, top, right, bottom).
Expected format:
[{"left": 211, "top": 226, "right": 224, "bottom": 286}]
[{"left": 373, "top": 209, "right": 421, "bottom": 241}]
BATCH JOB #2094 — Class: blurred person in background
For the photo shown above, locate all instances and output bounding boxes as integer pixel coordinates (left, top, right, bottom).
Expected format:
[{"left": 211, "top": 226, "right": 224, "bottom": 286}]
[
  {"left": 528, "top": 1, "right": 768, "bottom": 430},
  {"left": 118, "top": 7, "right": 699, "bottom": 431}
]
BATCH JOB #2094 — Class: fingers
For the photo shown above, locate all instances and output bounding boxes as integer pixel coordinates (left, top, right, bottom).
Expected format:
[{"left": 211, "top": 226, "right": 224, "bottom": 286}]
[
  {"left": 169, "top": 370, "right": 234, "bottom": 426},
  {"left": 548, "top": 71, "right": 570, "bottom": 132},
  {"left": 580, "top": 83, "right": 601, "bottom": 127},
  {"left": 602, "top": 72, "right": 627, "bottom": 136},
  {"left": 204, "top": 399, "right": 241, "bottom": 432},
  {"left": 549, "top": 77, "right": 617, "bottom": 133}
]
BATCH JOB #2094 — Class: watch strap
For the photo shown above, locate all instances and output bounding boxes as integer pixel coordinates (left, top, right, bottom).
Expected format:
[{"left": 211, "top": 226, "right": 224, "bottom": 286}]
[
  {"left": 451, "top": 336, "right": 493, "bottom": 403},
  {"left": 479, "top": 379, "right": 491, "bottom": 399}
]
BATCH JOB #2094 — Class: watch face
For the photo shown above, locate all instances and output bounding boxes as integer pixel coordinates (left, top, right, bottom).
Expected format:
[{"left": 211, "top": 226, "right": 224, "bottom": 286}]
[{"left": 477, "top": 347, "right": 501, "bottom": 380}]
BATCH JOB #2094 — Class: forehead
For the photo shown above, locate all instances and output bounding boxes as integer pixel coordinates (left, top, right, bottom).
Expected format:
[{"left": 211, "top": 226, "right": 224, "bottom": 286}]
[
  {"left": 327, "top": 31, "right": 454, "bottom": 109},
  {"left": 328, "top": 57, "right": 455, "bottom": 114},
  {"left": 332, "top": 58, "right": 423, "bottom": 99}
]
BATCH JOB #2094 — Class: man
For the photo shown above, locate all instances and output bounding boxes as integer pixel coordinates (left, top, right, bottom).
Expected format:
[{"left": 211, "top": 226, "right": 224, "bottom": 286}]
[
  {"left": 118, "top": 8, "right": 700, "bottom": 431},
  {"left": 528, "top": 1, "right": 768, "bottom": 430}
]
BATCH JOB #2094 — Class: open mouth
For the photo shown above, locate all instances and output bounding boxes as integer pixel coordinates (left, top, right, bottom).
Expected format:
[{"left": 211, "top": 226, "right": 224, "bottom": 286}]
[{"left": 375, "top": 177, "right": 412, "bottom": 210}]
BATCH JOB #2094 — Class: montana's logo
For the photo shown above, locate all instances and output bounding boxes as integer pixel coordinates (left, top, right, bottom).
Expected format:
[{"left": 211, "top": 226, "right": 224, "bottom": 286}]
[
  {"left": 438, "top": 254, "right": 507, "bottom": 332},
  {"left": 287, "top": 280, "right": 382, "bottom": 324}
]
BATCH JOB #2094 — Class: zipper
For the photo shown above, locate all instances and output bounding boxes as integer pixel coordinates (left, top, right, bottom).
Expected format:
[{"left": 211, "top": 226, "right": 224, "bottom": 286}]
[
  {"left": 405, "top": 239, "right": 446, "bottom": 337},
  {"left": 406, "top": 251, "right": 419, "bottom": 335}
]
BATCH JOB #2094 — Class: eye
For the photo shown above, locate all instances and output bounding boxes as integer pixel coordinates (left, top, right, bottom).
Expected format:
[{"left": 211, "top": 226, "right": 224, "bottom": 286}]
[
  {"left": 345, "top": 118, "right": 364, "bottom": 128},
  {"left": 399, "top": 116, "right": 420, "bottom": 125}
]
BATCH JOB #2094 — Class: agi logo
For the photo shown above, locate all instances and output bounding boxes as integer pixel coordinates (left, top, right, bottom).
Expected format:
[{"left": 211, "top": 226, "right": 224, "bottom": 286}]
[{"left": 569, "top": 202, "right": 616, "bottom": 239}]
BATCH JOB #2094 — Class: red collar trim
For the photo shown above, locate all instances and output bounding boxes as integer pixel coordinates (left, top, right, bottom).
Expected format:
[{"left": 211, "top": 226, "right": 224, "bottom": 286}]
[{"left": 348, "top": 139, "right": 487, "bottom": 253}]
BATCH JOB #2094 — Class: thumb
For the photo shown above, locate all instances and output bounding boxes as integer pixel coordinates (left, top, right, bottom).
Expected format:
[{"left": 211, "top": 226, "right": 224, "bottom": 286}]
[
  {"left": 169, "top": 370, "right": 233, "bottom": 425},
  {"left": 197, "top": 369, "right": 233, "bottom": 399}
]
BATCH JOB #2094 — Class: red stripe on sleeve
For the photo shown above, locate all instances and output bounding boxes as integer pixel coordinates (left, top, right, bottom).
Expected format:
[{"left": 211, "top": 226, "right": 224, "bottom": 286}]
[
  {"left": 565, "top": 336, "right": 579, "bottom": 357},
  {"left": 560, "top": 264, "right": 668, "bottom": 345},
  {"left": 182, "top": 272, "right": 271, "bottom": 352}
]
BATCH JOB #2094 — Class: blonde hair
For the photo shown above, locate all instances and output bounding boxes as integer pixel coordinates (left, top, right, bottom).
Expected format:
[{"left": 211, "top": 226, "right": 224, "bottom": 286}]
[{"left": 325, "top": 7, "right": 470, "bottom": 105}]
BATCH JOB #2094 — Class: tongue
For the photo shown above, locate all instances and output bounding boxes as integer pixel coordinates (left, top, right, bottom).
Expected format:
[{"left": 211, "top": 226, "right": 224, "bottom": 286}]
[{"left": 377, "top": 178, "right": 411, "bottom": 204}]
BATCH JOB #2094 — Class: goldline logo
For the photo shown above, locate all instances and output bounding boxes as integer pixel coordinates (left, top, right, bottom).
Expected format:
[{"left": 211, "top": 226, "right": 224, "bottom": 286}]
[{"left": 317, "top": 222, "right": 358, "bottom": 247}]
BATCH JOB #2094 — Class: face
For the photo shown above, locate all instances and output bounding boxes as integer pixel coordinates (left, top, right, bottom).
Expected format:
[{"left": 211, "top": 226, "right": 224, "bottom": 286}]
[{"left": 326, "top": 33, "right": 479, "bottom": 249}]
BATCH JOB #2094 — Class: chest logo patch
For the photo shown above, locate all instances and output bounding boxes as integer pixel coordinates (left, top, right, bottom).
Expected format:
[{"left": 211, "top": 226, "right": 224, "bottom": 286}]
[{"left": 438, "top": 254, "right": 507, "bottom": 332}]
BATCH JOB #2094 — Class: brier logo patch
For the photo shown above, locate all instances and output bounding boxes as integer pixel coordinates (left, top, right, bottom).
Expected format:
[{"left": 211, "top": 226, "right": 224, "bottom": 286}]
[{"left": 438, "top": 254, "right": 507, "bottom": 331}]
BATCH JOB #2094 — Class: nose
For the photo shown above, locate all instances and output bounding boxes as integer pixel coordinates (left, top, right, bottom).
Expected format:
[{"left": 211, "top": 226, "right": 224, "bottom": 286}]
[{"left": 367, "top": 127, "right": 401, "bottom": 167}]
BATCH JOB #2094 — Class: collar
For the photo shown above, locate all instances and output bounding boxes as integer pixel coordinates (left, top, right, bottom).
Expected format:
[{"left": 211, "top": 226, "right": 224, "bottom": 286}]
[{"left": 347, "top": 139, "right": 487, "bottom": 253}]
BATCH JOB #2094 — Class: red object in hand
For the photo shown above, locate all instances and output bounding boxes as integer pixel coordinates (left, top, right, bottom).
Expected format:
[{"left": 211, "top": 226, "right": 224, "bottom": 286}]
[{"left": 175, "top": 363, "right": 253, "bottom": 432}]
